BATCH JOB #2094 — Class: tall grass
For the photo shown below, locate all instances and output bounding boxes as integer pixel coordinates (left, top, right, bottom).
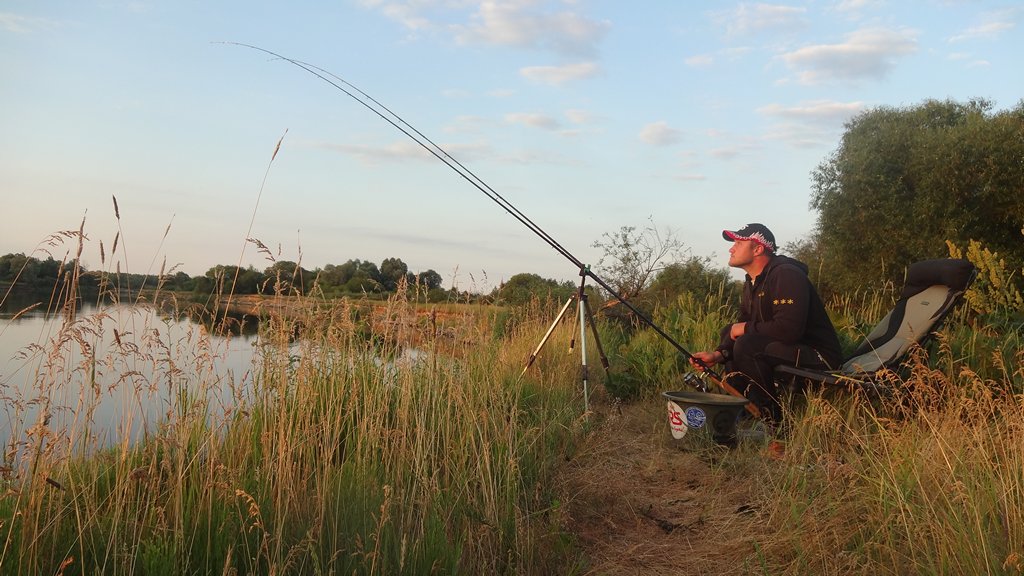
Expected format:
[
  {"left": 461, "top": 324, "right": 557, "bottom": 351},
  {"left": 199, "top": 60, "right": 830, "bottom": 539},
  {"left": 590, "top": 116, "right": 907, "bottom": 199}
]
[
  {"left": 0, "top": 274, "right": 592, "bottom": 574},
  {"left": 751, "top": 250, "right": 1024, "bottom": 575},
  {"left": 600, "top": 258, "right": 1023, "bottom": 574},
  {"left": 761, "top": 346, "right": 1024, "bottom": 575}
]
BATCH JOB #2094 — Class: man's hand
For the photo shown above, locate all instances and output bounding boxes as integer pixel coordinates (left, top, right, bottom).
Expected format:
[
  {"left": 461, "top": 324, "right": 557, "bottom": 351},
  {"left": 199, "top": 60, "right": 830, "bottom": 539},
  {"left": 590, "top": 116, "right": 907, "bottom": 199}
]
[
  {"left": 689, "top": 351, "right": 723, "bottom": 371},
  {"left": 729, "top": 322, "right": 747, "bottom": 340}
]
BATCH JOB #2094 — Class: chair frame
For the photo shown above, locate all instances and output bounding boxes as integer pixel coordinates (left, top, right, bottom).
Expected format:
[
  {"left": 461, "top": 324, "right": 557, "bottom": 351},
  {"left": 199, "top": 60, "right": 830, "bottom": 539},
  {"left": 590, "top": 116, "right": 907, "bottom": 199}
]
[{"left": 774, "top": 258, "right": 977, "bottom": 393}]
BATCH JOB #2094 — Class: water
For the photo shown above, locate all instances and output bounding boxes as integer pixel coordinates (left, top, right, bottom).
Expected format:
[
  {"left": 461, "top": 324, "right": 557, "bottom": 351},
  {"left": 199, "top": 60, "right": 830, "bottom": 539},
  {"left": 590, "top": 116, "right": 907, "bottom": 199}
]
[{"left": 0, "top": 296, "right": 260, "bottom": 457}]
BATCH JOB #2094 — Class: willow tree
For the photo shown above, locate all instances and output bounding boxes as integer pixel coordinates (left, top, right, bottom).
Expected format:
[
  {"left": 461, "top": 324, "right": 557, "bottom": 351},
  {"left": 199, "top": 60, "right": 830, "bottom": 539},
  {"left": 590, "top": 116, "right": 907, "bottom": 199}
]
[{"left": 809, "top": 98, "right": 1024, "bottom": 294}]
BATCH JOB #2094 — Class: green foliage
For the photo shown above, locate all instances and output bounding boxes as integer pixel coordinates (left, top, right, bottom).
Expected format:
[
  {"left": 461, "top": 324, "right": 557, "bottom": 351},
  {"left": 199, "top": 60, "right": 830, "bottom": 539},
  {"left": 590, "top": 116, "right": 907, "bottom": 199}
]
[
  {"left": 379, "top": 257, "right": 408, "bottom": 291},
  {"left": 947, "top": 236, "right": 1024, "bottom": 325},
  {"left": 1, "top": 252, "right": 445, "bottom": 301},
  {"left": 810, "top": 98, "right": 1024, "bottom": 294},
  {"left": 0, "top": 253, "right": 86, "bottom": 293},
  {"left": 494, "top": 273, "right": 575, "bottom": 307},
  {"left": 606, "top": 280, "right": 738, "bottom": 400}
]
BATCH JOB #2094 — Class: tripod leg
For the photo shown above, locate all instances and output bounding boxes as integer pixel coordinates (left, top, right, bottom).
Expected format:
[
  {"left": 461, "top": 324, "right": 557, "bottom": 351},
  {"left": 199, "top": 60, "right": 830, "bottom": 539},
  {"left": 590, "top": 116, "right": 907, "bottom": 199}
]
[
  {"left": 521, "top": 295, "right": 576, "bottom": 377},
  {"left": 578, "top": 291, "right": 589, "bottom": 413},
  {"left": 581, "top": 295, "right": 611, "bottom": 383}
]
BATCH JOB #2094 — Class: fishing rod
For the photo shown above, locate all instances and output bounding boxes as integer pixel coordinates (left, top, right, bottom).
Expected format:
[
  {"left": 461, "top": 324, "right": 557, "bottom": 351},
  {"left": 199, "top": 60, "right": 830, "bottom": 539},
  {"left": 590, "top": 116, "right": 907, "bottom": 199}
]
[{"left": 229, "top": 43, "right": 756, "bottom": 413}]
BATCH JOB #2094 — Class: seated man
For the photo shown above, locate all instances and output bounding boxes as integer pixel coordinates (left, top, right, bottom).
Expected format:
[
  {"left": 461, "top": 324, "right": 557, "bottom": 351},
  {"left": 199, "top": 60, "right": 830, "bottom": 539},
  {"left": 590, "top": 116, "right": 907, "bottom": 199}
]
[{"left": 690, "top": 223, "right": 842, "bottom": 422}]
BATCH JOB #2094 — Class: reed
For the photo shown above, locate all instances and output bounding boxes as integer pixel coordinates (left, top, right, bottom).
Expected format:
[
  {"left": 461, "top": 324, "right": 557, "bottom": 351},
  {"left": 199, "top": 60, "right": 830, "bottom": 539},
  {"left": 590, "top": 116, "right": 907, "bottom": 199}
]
[
  {"left": 4, "top": 213, "right": 1022, "bottom": 574},
  {"left": 0, "top": 262, "right": 592, "bottom": 574},
  {"left": 754, "top": 277, "right": 1024, "bottom": 575}
]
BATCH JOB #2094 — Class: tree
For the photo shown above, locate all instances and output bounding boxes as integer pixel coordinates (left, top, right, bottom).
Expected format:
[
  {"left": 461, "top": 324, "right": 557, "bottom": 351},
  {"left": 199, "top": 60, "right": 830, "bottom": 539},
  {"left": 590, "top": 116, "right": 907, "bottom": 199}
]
[
  {"left": 646, "top": 256, "right": 736, "bottom": 310},
  {"left": 591, "top": 220, "right": 688, "bottom": 301},
  {"left": 379, "top": 257, "right": 409, "bottom": 291},
  {"left": 264, "top": 261, "right": 313, "bottom": 295},
  {"left": 411, "top": 269, "right": 443, "bottom": 290},
  {"left": 810, "top": 98, "right": 1024, "bottom": 293},
  {"left": 495, "top": 273, "right": 575, "bottom": 307}
]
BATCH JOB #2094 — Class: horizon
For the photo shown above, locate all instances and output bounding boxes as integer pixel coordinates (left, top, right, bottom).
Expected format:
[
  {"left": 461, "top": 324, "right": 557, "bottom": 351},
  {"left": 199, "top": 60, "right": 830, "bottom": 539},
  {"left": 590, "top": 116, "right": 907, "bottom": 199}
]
[{"left": 3, "top": 1, "right": 1021, "bottom": 291}]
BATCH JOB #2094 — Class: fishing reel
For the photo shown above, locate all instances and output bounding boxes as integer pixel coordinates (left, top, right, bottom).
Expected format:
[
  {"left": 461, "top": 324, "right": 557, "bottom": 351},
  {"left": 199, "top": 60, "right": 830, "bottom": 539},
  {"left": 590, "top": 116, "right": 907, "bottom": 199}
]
[{"left": 682, "top": 371, "right": 711, "bottom": 393}]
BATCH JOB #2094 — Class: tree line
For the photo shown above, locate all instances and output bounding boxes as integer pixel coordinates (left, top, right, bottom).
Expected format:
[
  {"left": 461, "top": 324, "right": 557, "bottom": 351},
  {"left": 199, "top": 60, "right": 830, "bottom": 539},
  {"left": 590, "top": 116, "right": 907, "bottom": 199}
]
[
  {"left": 0, "top": 252, "right": 597, "bottom": 307},
  {"left": 0, "top": 254, "right": 451, "bottom": 301}
]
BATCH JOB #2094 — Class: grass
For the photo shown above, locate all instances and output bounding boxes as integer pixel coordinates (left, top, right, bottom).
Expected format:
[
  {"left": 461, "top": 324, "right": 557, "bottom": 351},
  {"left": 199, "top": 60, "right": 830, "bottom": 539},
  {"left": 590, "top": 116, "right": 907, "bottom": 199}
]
[
  {"left": 0, "top": 268, "right": 593, "bottom": 574},
  {"left": 2, "top": 220, "right": 1022, "bottom": 574}
]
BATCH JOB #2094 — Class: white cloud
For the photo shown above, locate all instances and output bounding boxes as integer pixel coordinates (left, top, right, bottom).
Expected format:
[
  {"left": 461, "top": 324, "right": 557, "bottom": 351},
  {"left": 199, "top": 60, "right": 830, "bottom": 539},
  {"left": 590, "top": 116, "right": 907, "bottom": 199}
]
[
  {"left": 0, "top": 12, "right": 59, "bottom": 33},
  {"left": 443, "top": 115, "right": 492, "bottom": 134},
  {"left": 757, "top": 100, "right": 864, "bottom": 123},
  {"left": 564, "top": 108, "right": 595, "bottom": 124},
  {"left": 520, "top": 61, "right": 600, "bottom": 86},
  {"left": 453, "top": 0, "right": 610, "bottom": 56},
  {"left": 760, "top": 123, "right": 836, "bottom": 149},
  {"left": 505, "top": 112, "right": 561, "bottom": 130},
  {"left": 675, "top": 173, "right": 707, "bottom": 182},
  {"left": 361, "top": 0, "right": 610, "bottom": 57},
  {"left": 715, "top": 3, "right": 809, "bottom": 37},
  {"left": 317, "top": 140, "right": 489, "bottom": 163},
  {"left": 948, "top": 9, "right": 1017, "bottom": 43},
  {"left": 639, "top": 121, "right": 682, "bottom": 146},
  {"left": 685, "top": 54, "right": 714, "bottom": 68},
  {"left": 833, "top": 0, "right": 882, "bottom": 15},
  {"left": 780, "top": 27, "right": 918, "bottom": 84},
  {"left": 835, "top": 0, "right": 873, "bottom": 10}
]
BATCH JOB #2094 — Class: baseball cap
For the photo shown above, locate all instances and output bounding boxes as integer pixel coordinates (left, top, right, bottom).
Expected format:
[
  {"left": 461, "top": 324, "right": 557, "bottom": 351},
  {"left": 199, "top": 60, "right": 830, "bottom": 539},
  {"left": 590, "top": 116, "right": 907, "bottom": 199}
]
[{"left": 722, "top": 223, "right": 776, "bottom": 253}]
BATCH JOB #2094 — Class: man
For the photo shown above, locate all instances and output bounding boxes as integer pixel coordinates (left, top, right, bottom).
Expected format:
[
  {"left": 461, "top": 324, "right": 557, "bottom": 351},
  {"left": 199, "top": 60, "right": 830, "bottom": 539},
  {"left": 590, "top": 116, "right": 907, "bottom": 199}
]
[{"left": 690, "top": 223, "right": 842, "bottom": 422}]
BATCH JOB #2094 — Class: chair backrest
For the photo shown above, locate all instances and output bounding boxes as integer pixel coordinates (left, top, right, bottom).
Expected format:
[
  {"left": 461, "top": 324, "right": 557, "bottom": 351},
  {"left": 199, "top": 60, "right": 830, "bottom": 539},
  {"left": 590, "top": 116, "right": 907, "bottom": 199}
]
[{"left": 840, "top": 258, "right": 977, "bottom": 374}]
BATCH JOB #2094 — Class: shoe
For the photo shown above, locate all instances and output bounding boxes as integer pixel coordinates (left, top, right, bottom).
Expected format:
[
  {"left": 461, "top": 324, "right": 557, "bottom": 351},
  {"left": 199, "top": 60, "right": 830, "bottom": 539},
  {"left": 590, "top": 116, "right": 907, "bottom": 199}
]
[{"left": 764, "top": 440, "right": 786, "bottom": 460}]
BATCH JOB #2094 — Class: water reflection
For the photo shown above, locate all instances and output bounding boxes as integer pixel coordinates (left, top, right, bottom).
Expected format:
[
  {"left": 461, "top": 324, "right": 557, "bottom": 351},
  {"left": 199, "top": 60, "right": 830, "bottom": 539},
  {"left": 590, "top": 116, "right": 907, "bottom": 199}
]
[{"left": 0, "top": 296, "right": 260, "bottom": 457}]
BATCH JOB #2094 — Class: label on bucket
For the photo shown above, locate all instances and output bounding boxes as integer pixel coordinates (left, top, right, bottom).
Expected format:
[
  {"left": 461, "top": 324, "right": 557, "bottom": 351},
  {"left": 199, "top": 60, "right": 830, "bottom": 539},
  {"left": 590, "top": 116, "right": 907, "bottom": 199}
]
[
  {"left": 666, "top": 401, "right": 688, "bottom": 439},
  {"left": 685, "top": 406, "right": 707, "bottom": 429}
]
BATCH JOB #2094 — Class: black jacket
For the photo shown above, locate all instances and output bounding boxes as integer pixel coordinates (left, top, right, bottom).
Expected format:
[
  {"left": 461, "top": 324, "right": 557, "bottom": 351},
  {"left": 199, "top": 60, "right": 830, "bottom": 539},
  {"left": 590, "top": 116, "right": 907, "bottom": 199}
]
[{"left": 717, "top": 255, "right": 843, "bottom": 366}]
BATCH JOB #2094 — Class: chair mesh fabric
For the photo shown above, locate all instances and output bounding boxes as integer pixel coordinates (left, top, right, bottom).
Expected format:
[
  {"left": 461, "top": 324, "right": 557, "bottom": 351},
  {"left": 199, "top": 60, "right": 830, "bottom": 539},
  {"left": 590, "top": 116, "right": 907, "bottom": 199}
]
[{"left": 840, "top": 285, "right": 955, "bottom": 373}]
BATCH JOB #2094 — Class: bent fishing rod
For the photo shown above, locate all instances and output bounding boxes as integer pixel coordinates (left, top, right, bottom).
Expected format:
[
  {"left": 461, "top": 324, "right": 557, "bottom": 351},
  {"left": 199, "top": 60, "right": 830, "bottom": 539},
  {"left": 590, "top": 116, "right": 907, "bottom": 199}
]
[{"left": 229, "top": 43, "right": 754, "bottom": 410}]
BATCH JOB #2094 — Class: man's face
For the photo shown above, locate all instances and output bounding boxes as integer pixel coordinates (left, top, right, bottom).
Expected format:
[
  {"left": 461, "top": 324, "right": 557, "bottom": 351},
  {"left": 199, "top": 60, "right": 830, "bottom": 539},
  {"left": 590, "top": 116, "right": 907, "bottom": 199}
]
[{"left": 728, "top": 239, "right": 758, "bottom": 268}]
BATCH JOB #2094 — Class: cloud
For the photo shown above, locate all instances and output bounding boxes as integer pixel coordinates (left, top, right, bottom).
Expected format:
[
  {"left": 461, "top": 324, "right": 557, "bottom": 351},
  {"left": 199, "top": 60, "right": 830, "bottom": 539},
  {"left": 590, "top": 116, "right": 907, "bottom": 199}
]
[
  {"left": 452, "top": 0, "right": 610, "bottom": 57},
  {"left": 564, "top": 108, "right": 597, "bottom": 125},
  {"left": 639, "top": 121, "right": 682, "bottom": 146},
  {"left": 0, "top": 12, "right": 59, "bottom": 33},
  {"left": 361, "top": 0, "right": 610, "bottom": 57},
  {"left": 359, "top": 0, "right": 433, "bottom": 32},
  {"left": 685, "top": 54, "right": 714, "bottom": 68},
  {"left": 316, "top": 140, "right": 490, "bottom": 163},
  {"left": 443, "top": 115, "right": 493, "bottom": 134},
  {"left": 760, "top": 123, "right": 837, "bottom": 149},
  {"left": 715, "top": 3, "right": 809, "bottom": 37},
  {"left": 833, "top": 0, "right": 882, "bottom": 15},
  {"left": 948, "top": 9, "right": 1018, "bottom": 43},
  {"left": 505, "top": 112, "right": 561, "bottom": 130},
  {"left": 779, "top": 27, "right": 918, "bottom": 84},
  {"left": 675, "top": 173, "right": 707, "bottom": 182},
  {"left": 520, "top": 61, "right": 601, "bottom": 85},
  {"left": 757, "top": 100, "right": 864, "bottom": 123}
]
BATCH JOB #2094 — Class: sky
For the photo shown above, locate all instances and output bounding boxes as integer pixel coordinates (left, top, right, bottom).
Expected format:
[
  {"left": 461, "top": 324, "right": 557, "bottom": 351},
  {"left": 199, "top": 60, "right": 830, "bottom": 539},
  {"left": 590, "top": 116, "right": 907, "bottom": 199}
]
[{"left": 1, "top": 1, "right": 1021, "bottom": 292}]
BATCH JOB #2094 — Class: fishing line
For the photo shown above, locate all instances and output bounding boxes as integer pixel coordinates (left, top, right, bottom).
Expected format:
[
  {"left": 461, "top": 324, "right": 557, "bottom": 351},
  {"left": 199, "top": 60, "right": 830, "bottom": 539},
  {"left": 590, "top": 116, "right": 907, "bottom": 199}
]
[
  {"left": 226, "top": 42, "right": 579, "bottom": 269},
  {"left": 227, "top": 43, "right": 754, "bottom": 409}
]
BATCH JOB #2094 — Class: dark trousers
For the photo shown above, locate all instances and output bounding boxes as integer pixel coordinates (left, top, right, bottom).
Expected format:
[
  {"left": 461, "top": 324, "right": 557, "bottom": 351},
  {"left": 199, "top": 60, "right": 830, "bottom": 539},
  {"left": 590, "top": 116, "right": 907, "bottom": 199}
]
[{"left": 725, "top": 333, "right": 835, "bottom": 423}]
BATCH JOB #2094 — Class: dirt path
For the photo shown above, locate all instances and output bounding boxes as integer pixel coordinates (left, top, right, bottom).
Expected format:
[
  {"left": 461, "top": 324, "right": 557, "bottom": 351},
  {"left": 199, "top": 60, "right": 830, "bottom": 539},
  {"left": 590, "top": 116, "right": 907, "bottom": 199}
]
[{"left": 556, "top": 395, "right": 776, "bottom": 575}]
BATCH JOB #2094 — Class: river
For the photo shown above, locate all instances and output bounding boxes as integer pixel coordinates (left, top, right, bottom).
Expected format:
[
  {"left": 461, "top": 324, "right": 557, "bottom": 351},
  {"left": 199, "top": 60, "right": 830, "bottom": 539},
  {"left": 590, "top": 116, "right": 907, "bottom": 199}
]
[{"left": 0, "top": 295, "right": 260, "bottom": 457}]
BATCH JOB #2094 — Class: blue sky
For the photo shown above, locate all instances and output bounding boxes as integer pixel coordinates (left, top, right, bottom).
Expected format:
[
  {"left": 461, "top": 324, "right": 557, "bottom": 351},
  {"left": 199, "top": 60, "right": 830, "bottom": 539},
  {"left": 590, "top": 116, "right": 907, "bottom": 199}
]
[{"left": 2, "top": 1, "right": 1021, "bottom": 291}]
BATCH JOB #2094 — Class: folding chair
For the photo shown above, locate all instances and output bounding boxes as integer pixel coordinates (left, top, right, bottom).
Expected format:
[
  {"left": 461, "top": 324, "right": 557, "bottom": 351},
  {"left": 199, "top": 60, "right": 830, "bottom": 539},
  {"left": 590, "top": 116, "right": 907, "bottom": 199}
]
[{"left": 775, "top": 258, "right": 977, "bottom": 392}]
